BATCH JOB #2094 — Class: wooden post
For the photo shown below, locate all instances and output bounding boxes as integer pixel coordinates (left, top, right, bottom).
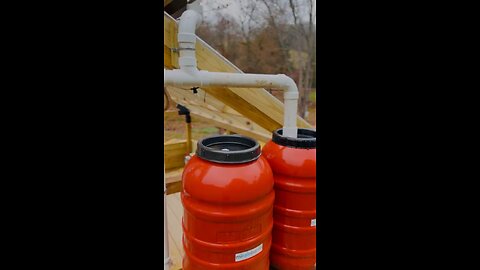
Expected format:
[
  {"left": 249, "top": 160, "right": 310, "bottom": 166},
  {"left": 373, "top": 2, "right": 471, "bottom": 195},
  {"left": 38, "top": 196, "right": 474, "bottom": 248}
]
[{"left": 186, "top": 121, "right": 192, "bottom": 154}]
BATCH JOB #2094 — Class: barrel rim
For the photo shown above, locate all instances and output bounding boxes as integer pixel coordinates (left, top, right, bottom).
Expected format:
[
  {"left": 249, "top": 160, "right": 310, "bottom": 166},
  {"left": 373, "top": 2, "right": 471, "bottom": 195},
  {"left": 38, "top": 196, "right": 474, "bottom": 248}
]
[
  {"left": 272, "top": 128, "right": 316, "bottom": 149},
  {"left": 196, "top": 135, "right": 261, "bottom": 164}
]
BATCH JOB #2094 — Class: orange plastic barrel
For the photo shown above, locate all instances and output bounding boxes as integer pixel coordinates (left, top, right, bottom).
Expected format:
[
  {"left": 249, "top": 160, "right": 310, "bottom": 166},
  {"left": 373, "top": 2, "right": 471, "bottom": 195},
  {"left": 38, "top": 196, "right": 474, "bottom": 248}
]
[
  {"left": 181, "top": 135, "right": 275, "bottom": 270},
  {"left": 262, "top": 129, "right": 317, "bottom": 270}
]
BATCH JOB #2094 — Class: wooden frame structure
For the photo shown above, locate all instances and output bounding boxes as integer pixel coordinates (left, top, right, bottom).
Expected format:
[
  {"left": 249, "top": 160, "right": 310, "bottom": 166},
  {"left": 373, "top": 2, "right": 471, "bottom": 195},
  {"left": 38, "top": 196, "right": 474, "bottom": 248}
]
[{"left": 164, "top": 10, "right": 312, "bottom": 161}]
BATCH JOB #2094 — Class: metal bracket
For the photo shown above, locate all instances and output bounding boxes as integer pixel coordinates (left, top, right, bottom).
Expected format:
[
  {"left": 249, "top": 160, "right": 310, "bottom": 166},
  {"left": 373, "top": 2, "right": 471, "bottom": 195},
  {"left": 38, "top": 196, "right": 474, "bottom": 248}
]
[
  {"left": 172, "top": 47, "right": 196, "bottom": 52},
  {"left": 191, "top": 87, "right": 199, "bottom": 94},
  {"left": 179, "top": 47, "right": 196, "bottom": 51}
]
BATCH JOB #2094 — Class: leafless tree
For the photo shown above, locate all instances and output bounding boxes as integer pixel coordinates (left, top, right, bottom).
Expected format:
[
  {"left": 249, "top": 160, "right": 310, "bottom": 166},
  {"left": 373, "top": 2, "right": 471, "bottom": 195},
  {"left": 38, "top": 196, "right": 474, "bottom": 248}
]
[
  {"left": 258, "top": 0, "right": 316, "bottom": 118},
  {"left": 237, "top": 0, "right": 262, "bottom": 73},
  {"left": 198, "top": 0, "right": 316, "bottom": 118}
]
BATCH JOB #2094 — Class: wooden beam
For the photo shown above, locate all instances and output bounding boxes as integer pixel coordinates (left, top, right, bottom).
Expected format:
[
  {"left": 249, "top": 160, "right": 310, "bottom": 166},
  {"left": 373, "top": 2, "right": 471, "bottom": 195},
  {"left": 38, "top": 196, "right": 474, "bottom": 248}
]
[
  {"left": 166, "top": 97, "right": 271, "bottom": 141},
  {"left": 164, "top": 45, "right": 174, "bottom": 69},
  {"left": 164, "top": 110, "right": 178, "bottom": 118},
  {"left": 165, "top": 167, "right": 183, "bottom": 195},
  {"left": 166, "top": 181, "right": 182, "bottom": 195},
  {"left": 186, "top": 122, "right": 192, "bottom": 153},
  {"left": 164, "top": 139, "right": 197, "bottom": 169},
  {"left": 192, "top": 113, "right": 271, "bottom": 142},
  {"left": 164, "top": 0, "right": 174, "bottom": 7},
  {"left": 165, "top": 138, "right": 184, "bottom": 144},
  {"left": 165, "top": 86, "right": 271, "bottom": 138},
  {"left": 164, "top": 0, "right": 187, "bottom": 16},
  {"left": 164, "top": 15, "right": 178, "bottom": 68},
  {"left": 201, "top": 87, "right": 282, "bottom": 132},
  {"left": 165, "top": 85, "right": 243, "bottom": 116},
  {"left": 164, "top": 140, "right": 187, "bottom": 170}
]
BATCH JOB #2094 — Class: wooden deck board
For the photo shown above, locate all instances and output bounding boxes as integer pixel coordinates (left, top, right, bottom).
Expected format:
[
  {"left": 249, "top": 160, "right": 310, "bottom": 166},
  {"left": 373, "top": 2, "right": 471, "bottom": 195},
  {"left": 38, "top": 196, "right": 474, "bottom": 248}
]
[{"left": 166, "top": 192, "right": 184, "bottom": 270}]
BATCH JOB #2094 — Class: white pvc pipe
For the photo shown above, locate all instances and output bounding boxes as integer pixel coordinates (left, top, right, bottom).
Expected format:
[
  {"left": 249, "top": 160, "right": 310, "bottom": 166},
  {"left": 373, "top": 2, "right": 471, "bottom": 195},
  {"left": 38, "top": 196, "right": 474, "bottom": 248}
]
[
  {"left": 164, "top": 69, "right": 299, "bottom": 138},
  {"left": 177, "top": 2, "right": 203, "bottom": 73},
  {"left": 165, "top": 0, "right": 300, "bottom": 138}
]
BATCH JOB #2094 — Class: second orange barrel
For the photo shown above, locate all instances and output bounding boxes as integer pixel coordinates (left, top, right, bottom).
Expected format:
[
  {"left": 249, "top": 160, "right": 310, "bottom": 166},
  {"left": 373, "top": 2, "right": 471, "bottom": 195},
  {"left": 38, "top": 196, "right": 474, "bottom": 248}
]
[
  {"left": 182, "top": 135, "right": 275, "bottom": 270},
  {"left": 263, "top": 129, "right": 317, "bottom": 270}
]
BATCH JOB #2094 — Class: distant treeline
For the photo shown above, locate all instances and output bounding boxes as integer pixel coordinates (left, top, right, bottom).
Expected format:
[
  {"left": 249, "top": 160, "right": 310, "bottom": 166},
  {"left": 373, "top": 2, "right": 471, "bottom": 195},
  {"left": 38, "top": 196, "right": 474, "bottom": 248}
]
[{"left": 198, "top": 0, "right": 316, "bottom": 117}]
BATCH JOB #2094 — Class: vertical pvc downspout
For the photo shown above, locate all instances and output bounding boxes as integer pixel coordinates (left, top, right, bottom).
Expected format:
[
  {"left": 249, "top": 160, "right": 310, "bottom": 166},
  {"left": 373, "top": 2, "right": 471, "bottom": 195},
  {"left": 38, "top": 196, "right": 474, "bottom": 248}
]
[
  {"left": 282, "top": 79, "right": 300, "bottom": 138},
  {"left": 177, "top": 1, "right": 202, "bottom": 74}
]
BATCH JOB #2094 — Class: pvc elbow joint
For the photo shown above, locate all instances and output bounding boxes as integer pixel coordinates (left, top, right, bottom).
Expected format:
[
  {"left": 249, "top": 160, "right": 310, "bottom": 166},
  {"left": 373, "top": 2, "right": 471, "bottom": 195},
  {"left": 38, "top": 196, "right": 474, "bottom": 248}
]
[{"left": 277, "top": 75, "right": 299, "bottom": 100}]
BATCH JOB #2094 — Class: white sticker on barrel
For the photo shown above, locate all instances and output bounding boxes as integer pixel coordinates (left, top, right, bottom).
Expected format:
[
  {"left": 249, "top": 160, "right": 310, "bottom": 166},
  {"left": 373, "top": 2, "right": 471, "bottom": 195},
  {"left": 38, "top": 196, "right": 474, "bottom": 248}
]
[
  {"left": 311, "top": 219, "right": 316, "bottom": 227},
  {"left": 235, "top": 243, "right": 263, "bottom": 262}
]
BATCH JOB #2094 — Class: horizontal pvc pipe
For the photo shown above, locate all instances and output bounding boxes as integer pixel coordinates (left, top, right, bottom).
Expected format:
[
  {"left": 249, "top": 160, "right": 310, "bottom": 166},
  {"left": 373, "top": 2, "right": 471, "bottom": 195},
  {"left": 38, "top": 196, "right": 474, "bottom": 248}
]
[{"left": 164, "top": 69, "right": 299, "bottom": 138}]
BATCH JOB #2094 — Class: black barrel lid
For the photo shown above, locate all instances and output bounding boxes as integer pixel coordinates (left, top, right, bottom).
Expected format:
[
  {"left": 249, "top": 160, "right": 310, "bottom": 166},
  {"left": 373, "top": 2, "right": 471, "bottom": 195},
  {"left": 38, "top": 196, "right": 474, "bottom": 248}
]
[
  {"left": 272, "top": 128, "right": 316, "bottom": 149},
  {"left": 196, "top": 135, "right": 261, "bottom": 164}
]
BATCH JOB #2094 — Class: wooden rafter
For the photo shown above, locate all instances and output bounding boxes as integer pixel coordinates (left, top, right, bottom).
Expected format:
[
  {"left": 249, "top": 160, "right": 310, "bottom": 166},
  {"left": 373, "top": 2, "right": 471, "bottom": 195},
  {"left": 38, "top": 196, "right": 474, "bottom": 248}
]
[
  {"left": 164, "top": 0, "right": 174, "bottom": 7},
  {"left": 165, "top": 86, "right": 271, "bottom": 141},
  {"left": 164, "top": 140, "right": 188, "bottom": 170},
  {"left": 165, "top": 167, "right": 183, "bottom": 195},
  {"left": 164, "top": 0, "right": 187, "bottom": 18}
]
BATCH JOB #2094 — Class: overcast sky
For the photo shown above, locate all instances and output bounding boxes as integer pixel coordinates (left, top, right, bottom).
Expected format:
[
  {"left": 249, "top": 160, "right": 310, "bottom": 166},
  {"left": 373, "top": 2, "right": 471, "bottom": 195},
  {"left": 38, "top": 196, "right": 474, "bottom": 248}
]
[
  {"left": 199, "top": 0, "right": 316, "bottom": 25},
  {"left": 200, "top": 0, "right": 241, "bottom": 23}
]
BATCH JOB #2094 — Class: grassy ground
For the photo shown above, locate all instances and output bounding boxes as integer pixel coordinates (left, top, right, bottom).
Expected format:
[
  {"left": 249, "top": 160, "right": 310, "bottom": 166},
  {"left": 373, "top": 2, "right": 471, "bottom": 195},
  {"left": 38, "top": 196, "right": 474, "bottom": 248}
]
[
  {"left": 164, "top": 89, "right": 316, "bottom": 142},
  {"left": 307, "top": 89, "right": 317, "bottom": 127},
  {"left": 164, "top": 112, "right": 220, "bottom": 142},
  {"left": 309, "top": 91, "right": 316, "bottom": 103}
]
